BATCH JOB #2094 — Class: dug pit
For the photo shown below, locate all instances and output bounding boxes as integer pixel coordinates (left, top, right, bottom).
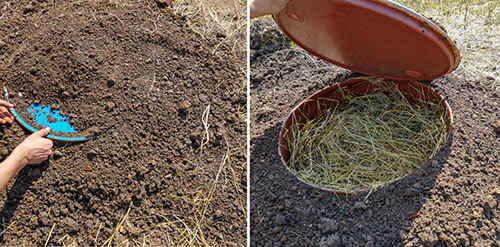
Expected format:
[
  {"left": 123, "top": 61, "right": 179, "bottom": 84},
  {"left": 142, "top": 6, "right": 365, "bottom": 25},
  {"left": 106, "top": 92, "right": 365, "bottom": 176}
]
[{"left": 279, "top": 79, "right": 452, "bottom": 193}]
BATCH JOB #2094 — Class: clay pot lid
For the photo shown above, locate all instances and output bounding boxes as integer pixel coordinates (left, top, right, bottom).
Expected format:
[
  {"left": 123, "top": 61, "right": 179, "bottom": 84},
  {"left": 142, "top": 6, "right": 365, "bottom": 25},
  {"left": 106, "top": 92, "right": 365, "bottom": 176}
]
[{"left": 273, "top": 0, "right": 461, "bottom": 81}]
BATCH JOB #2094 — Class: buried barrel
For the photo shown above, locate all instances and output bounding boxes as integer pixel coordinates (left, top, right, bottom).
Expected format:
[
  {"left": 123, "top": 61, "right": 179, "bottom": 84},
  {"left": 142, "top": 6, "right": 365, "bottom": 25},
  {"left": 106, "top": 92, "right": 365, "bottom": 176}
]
[{"left": 278, "top": 79, "right": 453, "bottom": 193}]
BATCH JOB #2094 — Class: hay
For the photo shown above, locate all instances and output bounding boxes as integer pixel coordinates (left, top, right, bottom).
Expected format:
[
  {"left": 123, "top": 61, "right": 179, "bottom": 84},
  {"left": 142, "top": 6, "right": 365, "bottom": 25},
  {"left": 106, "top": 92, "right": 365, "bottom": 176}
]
[{"left": 286, "top": 81, "right": 449, "bottom": 192}]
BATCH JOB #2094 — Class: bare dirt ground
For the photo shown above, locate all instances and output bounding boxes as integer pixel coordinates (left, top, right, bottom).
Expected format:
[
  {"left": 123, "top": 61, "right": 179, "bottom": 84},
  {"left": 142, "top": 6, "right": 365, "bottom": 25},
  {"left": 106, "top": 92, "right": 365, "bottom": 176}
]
[
  {"left": 0, "top": 0, "right": 246, "bottom": 246},
  {"left": 250, "top": 11, "right": 499, "bottom": 247}
]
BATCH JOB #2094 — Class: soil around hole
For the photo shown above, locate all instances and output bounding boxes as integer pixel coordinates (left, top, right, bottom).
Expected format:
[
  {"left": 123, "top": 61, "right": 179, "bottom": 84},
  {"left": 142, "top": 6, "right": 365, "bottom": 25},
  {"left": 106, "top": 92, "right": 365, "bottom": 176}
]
[{"left": 0, "top": 1, "right": 246, "bottom": 245}]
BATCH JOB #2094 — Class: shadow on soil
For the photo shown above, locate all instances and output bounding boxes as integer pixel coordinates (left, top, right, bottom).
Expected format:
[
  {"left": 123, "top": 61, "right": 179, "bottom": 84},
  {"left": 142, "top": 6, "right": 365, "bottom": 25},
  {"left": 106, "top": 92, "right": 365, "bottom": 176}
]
[
  {"left": 0, "top": 135, "right": 82, "bottom": 241},
  {"left": 250, "top": 119, "right": 453, "bottom": 246},
  {"left": 0, "top": 162, "right": 49, "bottom": 241}
]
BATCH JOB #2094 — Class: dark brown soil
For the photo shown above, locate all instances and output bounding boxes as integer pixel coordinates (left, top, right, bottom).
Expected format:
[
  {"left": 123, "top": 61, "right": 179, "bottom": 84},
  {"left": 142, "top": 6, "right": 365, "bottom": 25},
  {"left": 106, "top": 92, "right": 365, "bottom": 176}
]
[
  {"left": 250, "top": 19, "right": 499, "bottom": 247},
  {"left": 0, "top": 1, "right": 246, "bottom": 245}
]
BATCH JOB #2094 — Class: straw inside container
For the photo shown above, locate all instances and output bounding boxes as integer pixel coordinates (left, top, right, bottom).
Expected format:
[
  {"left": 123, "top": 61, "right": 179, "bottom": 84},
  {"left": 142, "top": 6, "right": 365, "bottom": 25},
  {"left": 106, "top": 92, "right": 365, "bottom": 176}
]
[{"left": 281, "top": 80, "right": 450, "bottom": 193}]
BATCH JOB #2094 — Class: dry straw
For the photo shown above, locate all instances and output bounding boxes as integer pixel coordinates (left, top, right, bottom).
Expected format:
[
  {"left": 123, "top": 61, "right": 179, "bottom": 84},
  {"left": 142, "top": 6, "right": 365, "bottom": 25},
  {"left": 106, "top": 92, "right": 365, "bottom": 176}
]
[{"left": 286, "top": 81, "right": 449, "bottom": 193}]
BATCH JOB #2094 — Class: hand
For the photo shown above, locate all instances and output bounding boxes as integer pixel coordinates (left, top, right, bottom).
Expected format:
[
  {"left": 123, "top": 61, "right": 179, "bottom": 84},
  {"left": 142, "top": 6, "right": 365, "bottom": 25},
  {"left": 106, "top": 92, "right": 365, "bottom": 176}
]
[
  {"left": 0, "top": 99, "right": 14, "bottom": 125},
  {"left": 250, "top": 0, "right": 289, "bottom": 18},
  {"left": 11, "top": 128, "right": 53, "bottom": 166}
]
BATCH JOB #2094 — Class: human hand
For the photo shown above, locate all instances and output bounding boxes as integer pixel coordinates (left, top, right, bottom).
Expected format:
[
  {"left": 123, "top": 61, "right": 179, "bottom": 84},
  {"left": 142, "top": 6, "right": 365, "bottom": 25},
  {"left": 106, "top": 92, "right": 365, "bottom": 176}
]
[
  {"left": 11, "top": 127, "right": 53, "bottom": 166},
  {"left": 0, "top": 99, "right": 14, "bottom": 125},
  {"left": 250, "top": 0, "right": 289, "bottom": 18}
]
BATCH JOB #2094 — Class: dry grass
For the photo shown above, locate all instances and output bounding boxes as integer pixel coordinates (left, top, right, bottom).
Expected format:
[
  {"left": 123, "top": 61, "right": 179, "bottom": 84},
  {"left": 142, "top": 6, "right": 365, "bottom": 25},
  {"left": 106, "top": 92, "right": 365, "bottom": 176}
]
[
  {"left": 172, "top": 0, "right": 246, "bottom": 67},
  {"left": 167, "top": 1, "right": 247, "bottom": 246},
  {"left": 392, "top": 0, "right": 500, "bottom": 90},
  {"left": 285, "top": 81, "right": 449, "bottom": 193},
  {"left": 46, "top": 132, "right": 243, "bottom": 246}
]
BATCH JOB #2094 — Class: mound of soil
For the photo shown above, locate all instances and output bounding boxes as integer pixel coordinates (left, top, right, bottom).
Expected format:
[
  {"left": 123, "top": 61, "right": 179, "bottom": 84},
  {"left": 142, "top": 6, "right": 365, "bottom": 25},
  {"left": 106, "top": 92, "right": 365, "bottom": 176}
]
[
  {"left": 250, "top": 19, "right": 499, "bottom": 247},
  {"left": 0, "top": 1, "right": 245, "bottom": 245}
]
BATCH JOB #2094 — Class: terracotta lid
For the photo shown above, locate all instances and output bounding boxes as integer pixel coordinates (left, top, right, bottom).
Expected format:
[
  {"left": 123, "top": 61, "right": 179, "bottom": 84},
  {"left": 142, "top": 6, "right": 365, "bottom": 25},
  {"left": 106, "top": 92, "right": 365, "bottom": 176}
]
[{"left": 273, "top": 0, "right": 461, "bottom": 81}]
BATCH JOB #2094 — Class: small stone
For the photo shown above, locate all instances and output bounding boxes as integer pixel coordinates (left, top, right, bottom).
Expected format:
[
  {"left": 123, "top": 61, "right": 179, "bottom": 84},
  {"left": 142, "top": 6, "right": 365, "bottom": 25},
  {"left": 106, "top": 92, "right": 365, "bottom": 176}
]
[
  {"left": 85, "top": 220, "right": 93, "bottom": 229},
  {"left": 275, "top": 214, "right": 286, "bottom": 226},
  {"left": 413, "top": 182, "right": 423, "bottom": 190},
  {"left": 215, "top": 209, "right": 223, "bottom": 218},
  {"left": 319, "top": 234, "right": 341, "bottom": 247},
  {"left": 178, "top": 101, "right": 191, "bottom": 111},
  {"left": 199, "top": 94, "right": 208, "bottom": 102},
  {"left": 0, "top": 147, "right": 9, "bottom": 157},
  {"left": 420, "top": 232, "right": 439, "bottom": 247},
  {"left": 107, "top": 79, "right": 115, "bottom": 88},
  {"left": 52, "top": 208, "right": 60, "bottom": 217},
  {"left": 483, "top": 195, "right": 498, "bottom": 213},
  {"left": 290, "top": 186, "right": 297, "bottom": 191},
  {"left": 63, "top": 217, "right": 77, "bottom": 231},
  {"left": 399, "top": 229, "right": 407, "bottom": 239},
  {"left": 24, "top": 2, "right": 35, "bottom": 13},
  {"left": 105, "top": 101, "right": 115, "bottom": 111},
  {"left": 320, "top": 218, "right": 338, "bottom": 233},
  {"left": 365, "top": 240, "right": 375, "bottom": 247},
  {"left": 53, "top": 150, "right": 63, "bottom": 159},
  {"left": 271, "top": 226, "right": 282, "bottom": 234},
  {"left": 114, "top": 233, "right": 127, "bottom": 245},
  {"left": 87, "top": 149, "right": 98, "bottom": 158},
  {"left": 492, "top": 120, "right": 500, "bottom": 133},
  {"left": 86, "top": 127, "right": 100, "bottom": 136},
  {"left": 61, "top": 207, "right": 69, "bottom": 216},
  {"left": 491, "top": 188, "right": 500, "bottom": 195},
  {"left": 431, "top": 160, "right": 439, "bottom": 167},
  {"left": 155, "top": 0, "right": 173, "bottom": 6},
  {"left": 38, "top": 216, "right": 49, "bottom": 226},
  {"left": 280, "top": 235, "right": 288, "bottom": 243},
  {"left": 385, "top": 197, "right": 391, "bottom": 205},
  {"left": 127, "top": 224, "right": 142, "bottom": 237}
]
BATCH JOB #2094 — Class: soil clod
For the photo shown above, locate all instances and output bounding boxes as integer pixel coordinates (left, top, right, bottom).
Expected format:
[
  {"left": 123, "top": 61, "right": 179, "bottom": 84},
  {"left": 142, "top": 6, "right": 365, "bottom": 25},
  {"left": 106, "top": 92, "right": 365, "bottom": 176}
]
[{"left": 492, "top": 119, "right": 500, "bottom": 133}]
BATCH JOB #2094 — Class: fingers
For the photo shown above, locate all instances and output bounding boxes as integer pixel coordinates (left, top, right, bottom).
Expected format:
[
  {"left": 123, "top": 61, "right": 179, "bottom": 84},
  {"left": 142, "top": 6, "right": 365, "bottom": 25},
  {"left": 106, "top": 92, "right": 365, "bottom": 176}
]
[
  {"left": 28, "top": 154, "right": 51, "bottom": 165},
  {"left": 0, "top": 118, "right": 12, "bottom": 124},
  {"left": 27, "top": 145, "right": 53, "bottom": 165},
  {"left": 0, "top": 100, "right": 13, "bottom": 108},
  {"left": 0, "top": 107, "right": 13, "bottom": 124},
  {"left": 35, "top": 127, "right": 51, "bottom": 137},
  {"left": 45, "top": 138, "right": 54, "bottom": 149}
]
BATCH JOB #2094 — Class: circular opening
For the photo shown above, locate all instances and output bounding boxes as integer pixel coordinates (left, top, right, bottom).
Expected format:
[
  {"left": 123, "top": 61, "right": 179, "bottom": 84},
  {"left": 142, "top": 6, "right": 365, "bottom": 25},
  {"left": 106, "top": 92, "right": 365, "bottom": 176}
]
[{"left": 279, "top": 79, "right": 453, "bottom": 193}]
